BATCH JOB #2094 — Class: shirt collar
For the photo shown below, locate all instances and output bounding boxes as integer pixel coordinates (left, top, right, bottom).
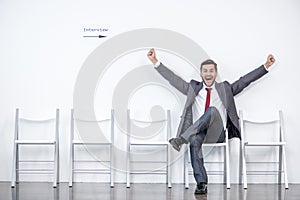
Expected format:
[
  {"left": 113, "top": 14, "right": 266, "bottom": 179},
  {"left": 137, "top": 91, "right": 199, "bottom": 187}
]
[{"left": 203, "top": 82, "right": 216, "bottom": 90}]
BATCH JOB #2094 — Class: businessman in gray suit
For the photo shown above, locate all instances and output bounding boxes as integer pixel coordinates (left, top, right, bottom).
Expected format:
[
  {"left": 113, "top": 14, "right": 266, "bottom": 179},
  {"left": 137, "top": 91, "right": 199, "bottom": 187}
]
[{"left": 147, "top": 48, "right": 275, "bottom": 194}]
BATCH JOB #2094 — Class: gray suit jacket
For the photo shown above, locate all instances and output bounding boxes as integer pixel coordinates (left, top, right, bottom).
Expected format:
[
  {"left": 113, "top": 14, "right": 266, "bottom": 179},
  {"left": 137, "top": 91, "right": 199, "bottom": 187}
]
[{"left": 155, "top": 63, "right": 268, "bottom": 139}]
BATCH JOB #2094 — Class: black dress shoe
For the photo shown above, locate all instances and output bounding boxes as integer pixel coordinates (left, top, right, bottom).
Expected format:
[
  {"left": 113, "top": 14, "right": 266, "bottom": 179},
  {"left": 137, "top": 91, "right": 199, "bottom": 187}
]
[
  {"left": 194, "top": 183, "right": 207, "bottom": 195},
  {"left": 169, "top": 137, "right": 184, "bottom": 152}
]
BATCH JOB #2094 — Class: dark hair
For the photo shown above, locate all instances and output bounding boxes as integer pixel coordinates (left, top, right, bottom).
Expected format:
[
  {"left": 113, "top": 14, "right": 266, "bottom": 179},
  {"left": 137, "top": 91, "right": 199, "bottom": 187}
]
[{"left": 200, "top": 59, "right": 217, "bottom": 72}]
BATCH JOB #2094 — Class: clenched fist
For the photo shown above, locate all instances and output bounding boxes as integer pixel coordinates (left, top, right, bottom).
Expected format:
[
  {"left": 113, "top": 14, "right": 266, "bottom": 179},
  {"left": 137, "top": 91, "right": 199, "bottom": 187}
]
[
  {"left": 265, "top": 54, "right": 275, "bottom": 69},
  {"left": 147, "top": 48, "right": 158, "bottom": 65}
]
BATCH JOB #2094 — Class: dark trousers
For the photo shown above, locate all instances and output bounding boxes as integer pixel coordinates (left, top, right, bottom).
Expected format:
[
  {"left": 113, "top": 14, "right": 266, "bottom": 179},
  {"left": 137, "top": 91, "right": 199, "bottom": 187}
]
[{"left": 181, "top": 107, "right": 225, "bottom": 184}]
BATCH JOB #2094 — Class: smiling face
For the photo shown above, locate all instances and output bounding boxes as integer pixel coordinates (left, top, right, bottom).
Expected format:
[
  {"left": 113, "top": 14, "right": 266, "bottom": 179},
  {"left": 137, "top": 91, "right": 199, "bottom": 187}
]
[{"left": 200, "top": 63, "right": 217, "bottom": 87}]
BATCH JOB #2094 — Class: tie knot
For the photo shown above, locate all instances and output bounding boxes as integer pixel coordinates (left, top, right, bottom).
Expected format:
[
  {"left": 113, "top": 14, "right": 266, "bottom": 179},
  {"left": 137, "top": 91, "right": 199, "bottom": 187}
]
[{"left": 205, "top": 88, "right": 212, "bottom": 92}]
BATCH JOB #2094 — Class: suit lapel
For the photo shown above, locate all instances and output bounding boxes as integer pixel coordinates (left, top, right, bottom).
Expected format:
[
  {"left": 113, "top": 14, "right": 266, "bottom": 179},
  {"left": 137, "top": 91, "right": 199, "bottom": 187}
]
[
  {"left": 193, "top": 81, "right": 203, "bottom": 96},
  {"left": 186, "top": 81, "right": 203, "bottom": 107},
  {"left": 215, "top": 82, "right": 227, "bottom": 108}
]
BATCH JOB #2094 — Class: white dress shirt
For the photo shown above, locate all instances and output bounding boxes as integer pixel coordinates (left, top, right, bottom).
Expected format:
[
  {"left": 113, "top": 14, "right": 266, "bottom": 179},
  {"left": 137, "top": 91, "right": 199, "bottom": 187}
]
[{"left": 192, "top": 83, "right": 227, "bottom": 129}]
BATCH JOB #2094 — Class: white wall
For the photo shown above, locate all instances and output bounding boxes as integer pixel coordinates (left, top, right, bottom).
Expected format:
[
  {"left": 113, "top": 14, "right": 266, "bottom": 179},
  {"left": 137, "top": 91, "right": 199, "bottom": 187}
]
[{"left": 1, "top": 0, "right": 300, "bottom": 184}]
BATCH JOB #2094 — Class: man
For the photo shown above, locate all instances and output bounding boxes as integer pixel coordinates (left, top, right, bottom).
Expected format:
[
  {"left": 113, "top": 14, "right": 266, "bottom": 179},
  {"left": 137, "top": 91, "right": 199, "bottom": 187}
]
[{"left": 147, "top": 48, "right": 275, "bottom": 194}]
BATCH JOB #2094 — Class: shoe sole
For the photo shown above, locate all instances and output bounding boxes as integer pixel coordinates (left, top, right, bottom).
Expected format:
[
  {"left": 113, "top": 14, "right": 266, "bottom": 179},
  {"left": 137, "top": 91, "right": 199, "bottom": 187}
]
[{"left": 194, "top": 190, "right": 207, "bottom": 195}]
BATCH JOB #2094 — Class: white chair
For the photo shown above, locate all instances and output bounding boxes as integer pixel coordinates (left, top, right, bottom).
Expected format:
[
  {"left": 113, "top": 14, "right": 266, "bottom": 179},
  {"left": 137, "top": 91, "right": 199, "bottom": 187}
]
[
  {"left": 11, "top": 108, "right": 60, "bottom": 188},
  {"left": 126, "top": 109, "right": 172, "bottom": 188},
  {"left": 239, "top": 110, "right": 288, "bottom": 189},
  {"left": 69, "top": 109, "right": 114, "bottom": 187},
  {"left": 184, "top": 129, "right": 230, "bottom": 189}
]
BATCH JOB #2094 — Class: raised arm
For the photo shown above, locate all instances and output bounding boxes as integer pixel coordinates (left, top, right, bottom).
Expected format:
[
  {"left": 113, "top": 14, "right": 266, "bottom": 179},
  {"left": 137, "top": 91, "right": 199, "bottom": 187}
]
[
  {"left": 231, "top": 54, "right": 275, "bottom": 95},
  {"left": 147, "top": 48, "right": 189, "bottom": 95}
]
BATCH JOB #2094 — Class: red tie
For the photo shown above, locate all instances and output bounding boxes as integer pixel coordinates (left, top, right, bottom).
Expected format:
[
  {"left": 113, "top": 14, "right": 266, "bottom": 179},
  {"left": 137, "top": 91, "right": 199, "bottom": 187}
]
[{"left": 204, "top": 88, "right": 212, "bottom": 113}]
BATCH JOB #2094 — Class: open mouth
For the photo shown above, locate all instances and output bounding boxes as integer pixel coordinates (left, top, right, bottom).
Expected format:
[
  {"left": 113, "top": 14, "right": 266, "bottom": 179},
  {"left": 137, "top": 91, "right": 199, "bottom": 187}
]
[{"left": 205, "top": 77, "right": 213, "bottom": 80}]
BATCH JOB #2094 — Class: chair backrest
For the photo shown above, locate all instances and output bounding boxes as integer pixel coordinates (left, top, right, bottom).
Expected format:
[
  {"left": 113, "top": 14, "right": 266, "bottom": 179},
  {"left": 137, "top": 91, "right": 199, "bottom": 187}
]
[
  {"left": 127, "top": 109, "right": 171, "bottom": 143},
  {"left": 15, "top": 108, "right": 59, "bottom": 141},
  {"left": 239, "top": 110, "right": 285, "bottom": 144},
  {"left": 71, "top": 109, "right": 114, "bottom": 143}
]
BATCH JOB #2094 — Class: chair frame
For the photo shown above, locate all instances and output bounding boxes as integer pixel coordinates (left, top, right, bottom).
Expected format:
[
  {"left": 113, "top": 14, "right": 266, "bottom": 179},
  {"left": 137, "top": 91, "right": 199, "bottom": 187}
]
[
  {"left": 69, "top": 109, "right": 114, "bottom": 187},
  {"left": 126, "top": 109, "right": 172, "bottom": 188},
  {"left": 184, "top": 129, "right": 230, "bottom": 189},
  {"left": 239, "top": 110, "right": 288, "bottom": 189},
  {"left": 11, "top": 108, "right": 60, "bottom": 188}
]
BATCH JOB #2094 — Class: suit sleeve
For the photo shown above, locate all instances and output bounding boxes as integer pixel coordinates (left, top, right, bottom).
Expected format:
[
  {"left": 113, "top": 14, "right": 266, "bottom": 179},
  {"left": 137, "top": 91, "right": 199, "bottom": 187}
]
[
  {"left": 155, "top": 62, "right": 189, "bottom": 95},
  {"left": 231, "top": 65, "right": 269, "bottom": 96}
]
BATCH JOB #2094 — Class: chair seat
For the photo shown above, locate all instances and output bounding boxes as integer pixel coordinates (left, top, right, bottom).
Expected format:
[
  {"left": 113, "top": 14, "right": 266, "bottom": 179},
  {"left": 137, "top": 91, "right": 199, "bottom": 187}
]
[
  {"left": 130, "top": 141, "right": 169, "bottom": 145},
  {"left": 203, "top": 142, "right": 226, "bottom": 147},
  {"left": 15, "top": 140, "right": 56, "bottom": 145},
  {"left": 72, "top": 140, "right": 112, "bottom": 145},
  {"left": 245, "top": 142, "right": 286, "bottom": 146}
]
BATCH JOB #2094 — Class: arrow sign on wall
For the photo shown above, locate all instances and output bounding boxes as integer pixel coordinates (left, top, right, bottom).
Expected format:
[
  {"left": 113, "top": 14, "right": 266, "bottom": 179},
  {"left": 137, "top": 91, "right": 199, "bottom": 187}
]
[{"left": 83, "top": 35, "right": 107, "bottom": 38}]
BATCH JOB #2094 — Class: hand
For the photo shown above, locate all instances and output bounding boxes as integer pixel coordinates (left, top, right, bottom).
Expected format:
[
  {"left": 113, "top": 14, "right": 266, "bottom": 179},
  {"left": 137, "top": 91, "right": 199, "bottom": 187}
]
[
  {"left": 264, "top": 54, "right": 275, "bottom": 69},
  {"left": 147, "top": 48, "right": 158, "bottom": 65}
]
